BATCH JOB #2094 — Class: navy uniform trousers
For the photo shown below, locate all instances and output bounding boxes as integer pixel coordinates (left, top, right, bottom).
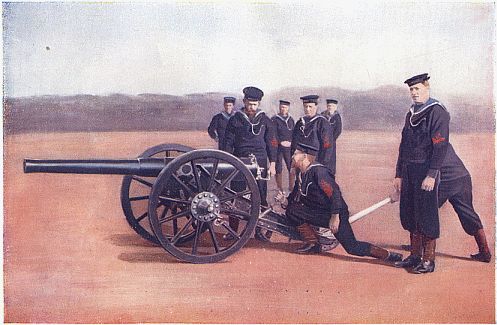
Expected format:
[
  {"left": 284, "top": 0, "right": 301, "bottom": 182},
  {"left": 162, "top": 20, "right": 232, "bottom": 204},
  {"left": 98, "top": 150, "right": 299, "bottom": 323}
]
[
  {"left": 400, "top": 162, "right": 440, "bottom": 239},
  {"left": 275, "top": 146, "right": 292, "bottom": 174},
  {"left": 231, "top": 151, "right": 269, "bottom": 206},
  {"left": 438, "top": 175, "right": 483, "bottom": 235},
  {"left": 254, "top": 152, "right": 269, "bottom": 207},
  {"left": 286, "top": 199, "right": 371, "bottom": 257}
]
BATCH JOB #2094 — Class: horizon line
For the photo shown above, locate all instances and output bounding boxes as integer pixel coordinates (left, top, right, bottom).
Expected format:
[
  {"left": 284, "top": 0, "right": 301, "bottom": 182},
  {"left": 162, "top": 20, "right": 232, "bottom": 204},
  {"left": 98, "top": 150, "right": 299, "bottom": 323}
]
[{"left": 3, "top": 84, "right": 487, "bottom": 101}]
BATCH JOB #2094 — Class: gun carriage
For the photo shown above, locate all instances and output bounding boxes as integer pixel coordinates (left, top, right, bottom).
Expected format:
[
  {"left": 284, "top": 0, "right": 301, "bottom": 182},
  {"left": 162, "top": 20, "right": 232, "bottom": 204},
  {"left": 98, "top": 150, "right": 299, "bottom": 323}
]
[{"left": 24, "top": 143, "right": 394, "bottom": 264}]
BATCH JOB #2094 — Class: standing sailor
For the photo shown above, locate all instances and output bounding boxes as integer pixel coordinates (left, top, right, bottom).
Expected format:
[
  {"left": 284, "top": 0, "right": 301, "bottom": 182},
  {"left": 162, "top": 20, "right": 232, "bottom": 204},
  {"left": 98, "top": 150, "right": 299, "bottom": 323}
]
[
  {"left": 224, "top": 86, "right": 278, "bottom": 242},
  {"left": 394, "top": 74, "right": 491, "bottom": 271},
  {"left": 271, "top": 100, "right": 295, "bottom": 193},
  {"left": 291, "top": 95, "right": 334, "bottom": 166},
  {"left": 208, "top": 96, "right": 236, "bottom": 150},
  {"left": 291, "top": 95, "right": 336, "bottom": 243},
  {"left": 321, "top": 98, "right": 342, "bottom": 175}
]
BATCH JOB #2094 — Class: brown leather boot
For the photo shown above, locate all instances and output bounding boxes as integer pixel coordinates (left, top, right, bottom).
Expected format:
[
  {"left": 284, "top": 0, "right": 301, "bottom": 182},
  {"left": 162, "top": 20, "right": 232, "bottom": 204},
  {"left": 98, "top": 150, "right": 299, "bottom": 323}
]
[
  {"left": 413, "top": 236, "right": 436, "bottom": 274},
  {"left": 370, "top": 245, "right": 403, "bottom": 263},
  {"left": 471, "top": 228, "right": 492, "bottom": 263},
  {"left": 369, "top": 245, "right": 389, "bottom": 259},
  {"left": 275, "top": 173, "right": 284, "bottom": 192},
  {"left": 395, "top": 232, "right": 423, "bottom": 268},
  {"left": 295, "top": 223, "right": 321, "bottom": 254}
]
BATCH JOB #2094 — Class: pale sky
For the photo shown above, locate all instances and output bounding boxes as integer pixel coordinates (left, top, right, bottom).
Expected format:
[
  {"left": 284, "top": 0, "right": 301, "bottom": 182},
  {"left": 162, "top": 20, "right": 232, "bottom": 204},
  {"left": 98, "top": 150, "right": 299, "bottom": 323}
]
[{"left": 2, "top": 1, "right": 495, "bottom": 98}]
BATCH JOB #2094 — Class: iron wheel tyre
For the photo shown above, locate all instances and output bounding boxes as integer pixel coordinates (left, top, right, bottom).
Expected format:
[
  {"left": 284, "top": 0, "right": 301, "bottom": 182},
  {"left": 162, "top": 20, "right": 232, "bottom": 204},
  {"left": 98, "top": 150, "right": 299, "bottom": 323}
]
[
  {"left": 148, "top": 149, "right": 261, "bottom": 263},
  {"left": 120, "top": 143, "right": 194, "bottom": 244}
]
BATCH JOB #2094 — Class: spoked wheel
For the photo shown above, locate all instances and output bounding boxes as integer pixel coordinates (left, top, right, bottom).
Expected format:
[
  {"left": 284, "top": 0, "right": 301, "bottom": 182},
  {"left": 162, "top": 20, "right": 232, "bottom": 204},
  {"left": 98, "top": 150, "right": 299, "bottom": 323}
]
[
  {"left": 121, "top": 143, "right": 194, "bottom": 244},
  {"left": 148, "top": 149, "right": 261, "bottom": 263}
]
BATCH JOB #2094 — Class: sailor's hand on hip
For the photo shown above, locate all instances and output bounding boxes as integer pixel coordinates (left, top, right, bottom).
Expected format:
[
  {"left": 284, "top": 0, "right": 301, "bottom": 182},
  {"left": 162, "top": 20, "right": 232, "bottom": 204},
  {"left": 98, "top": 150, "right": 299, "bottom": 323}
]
[{"left": 421, "top": 176, "right": 436, "bottom": 191}]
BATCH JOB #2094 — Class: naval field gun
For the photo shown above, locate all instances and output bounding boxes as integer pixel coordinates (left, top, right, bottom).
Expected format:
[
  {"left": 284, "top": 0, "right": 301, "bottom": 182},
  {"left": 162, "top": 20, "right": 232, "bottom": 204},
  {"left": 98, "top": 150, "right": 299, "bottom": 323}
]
[{"left": 24, "top": 143, "right": 396, "bottom": 264}]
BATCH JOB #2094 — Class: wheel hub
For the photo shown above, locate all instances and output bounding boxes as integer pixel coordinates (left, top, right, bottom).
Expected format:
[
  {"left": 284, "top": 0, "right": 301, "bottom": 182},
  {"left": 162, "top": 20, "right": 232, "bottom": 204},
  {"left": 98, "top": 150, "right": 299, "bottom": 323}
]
[{"left": 190, "top": 192, "right": 220, "bottom": 222}]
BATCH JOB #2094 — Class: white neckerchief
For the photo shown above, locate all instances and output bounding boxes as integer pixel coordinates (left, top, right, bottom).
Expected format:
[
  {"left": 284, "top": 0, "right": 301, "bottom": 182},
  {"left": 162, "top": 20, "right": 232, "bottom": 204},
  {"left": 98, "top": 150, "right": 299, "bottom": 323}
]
[
  {"left": 299, "top": 115, "right": 325, "bottom": 138},
  {"left": 409, "top": 100, "right": 445, "bottom": 127},
  {"left": 298, "top": 162, "right": 324, "bottom": 196},
  {"left": 323, "top": 111, "right": 339, "bottom": 124},
  {"left": 221, "top": 111, "right": 233, "bottom": 119},
  {"left": 275, "top": 114, "right": 293, "bottom": 130},
  {"left": 240, "top": 110, "right": 265, "bottom": 135}
]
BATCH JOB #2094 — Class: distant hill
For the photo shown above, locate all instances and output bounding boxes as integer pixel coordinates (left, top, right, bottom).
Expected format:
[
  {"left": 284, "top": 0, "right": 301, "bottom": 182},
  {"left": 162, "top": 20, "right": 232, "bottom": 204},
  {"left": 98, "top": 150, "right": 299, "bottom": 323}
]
[
  {"left": 267, "top": 86, "right": 494, "bottom": 133},
  {"left": 4, "top": 86, "right": 494, "bottom": 134}
]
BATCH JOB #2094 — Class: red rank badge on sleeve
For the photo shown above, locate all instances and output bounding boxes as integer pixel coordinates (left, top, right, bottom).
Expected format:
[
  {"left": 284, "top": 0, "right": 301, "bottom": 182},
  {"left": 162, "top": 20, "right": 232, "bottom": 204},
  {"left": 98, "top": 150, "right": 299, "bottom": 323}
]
[
  {"left": 432, "top": 132, "right": 446, "bottom": 144},
  {"left": 323, "top": 138, "right": 332, "bottom": 149},
  {"left": 319, "top": 180, "right": 333, "bottom": 198}
]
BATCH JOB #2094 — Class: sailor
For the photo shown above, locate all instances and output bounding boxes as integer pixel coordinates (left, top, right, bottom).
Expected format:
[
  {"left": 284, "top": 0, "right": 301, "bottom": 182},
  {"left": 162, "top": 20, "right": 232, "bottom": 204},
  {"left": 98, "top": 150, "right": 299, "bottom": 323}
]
[
  {"left": 393, "top": 73, "right": 491, "bottom": 274},
  {"left": 291, "top": 95, "right": 334, "bottom": 169},
  {"left": 224, "top": 86, "right": 278, "bottom": 242},
  {"left": 271, "top": 100, "right": 296, "bottom": 193},
  {"left": 208, "top": 96, "right": 236, "bottom": 150},
  {"left": 277, "top": 143, "right": 403, "bottom": 264},
  {"left": 321, "top": 98, "right": 342, "bottom": 175}
]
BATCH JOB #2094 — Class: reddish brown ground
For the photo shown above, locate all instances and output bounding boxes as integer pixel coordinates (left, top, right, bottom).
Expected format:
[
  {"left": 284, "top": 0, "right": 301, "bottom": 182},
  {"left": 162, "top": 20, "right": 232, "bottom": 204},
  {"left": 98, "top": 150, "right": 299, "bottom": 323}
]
[{"left": 4, "top": 131, "right": 495, "bottom": 323}]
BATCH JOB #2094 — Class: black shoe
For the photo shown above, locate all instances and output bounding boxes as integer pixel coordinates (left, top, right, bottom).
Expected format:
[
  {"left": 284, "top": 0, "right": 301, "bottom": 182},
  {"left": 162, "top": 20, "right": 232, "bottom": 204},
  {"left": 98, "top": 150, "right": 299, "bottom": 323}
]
[
  {"left": 254, "top": 228, "right": 271, "bottom": 242},
  {"left": 412, "top": 260, "right": 435, "bottom": 274},
  {"left": 295, "top": 243, "right": 322, "bottom": 254},
  {"left": 394, "top": 255, "right": 421, "bottom": 268},
  {"left": 320, "top": 239, "right": 340, "bottom": 252},
  {"left": 385, "top": 252, "right": 403, "bottom": 263},
  {"left": 470, "top": 252, "right": 492, "bottom": 263}
]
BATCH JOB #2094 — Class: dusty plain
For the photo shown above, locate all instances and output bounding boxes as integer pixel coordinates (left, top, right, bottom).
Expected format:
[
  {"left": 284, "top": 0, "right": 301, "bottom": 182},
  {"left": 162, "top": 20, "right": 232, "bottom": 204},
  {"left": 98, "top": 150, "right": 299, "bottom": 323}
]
[{"left": 4, "top": 130, "right": 495, "bottom": 323}]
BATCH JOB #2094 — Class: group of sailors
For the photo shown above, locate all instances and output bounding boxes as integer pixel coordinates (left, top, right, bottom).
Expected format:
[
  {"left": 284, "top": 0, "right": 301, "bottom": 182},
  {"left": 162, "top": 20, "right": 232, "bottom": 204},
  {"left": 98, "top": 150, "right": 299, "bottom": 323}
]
[
  {"left": 207, "top": 77, "right": 491, "bottom": 273},
  {"left": 208, "top": 89, "right": 342, "bottom": 191}
]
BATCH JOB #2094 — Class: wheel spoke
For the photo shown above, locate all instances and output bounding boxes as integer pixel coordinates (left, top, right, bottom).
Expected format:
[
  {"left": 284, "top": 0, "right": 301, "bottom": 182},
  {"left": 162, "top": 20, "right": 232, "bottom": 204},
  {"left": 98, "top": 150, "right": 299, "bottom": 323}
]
[
  {"left": 219, "top": 189, "right": 252, "bottom": 203},
  {"left": 132, "top": 176, "right": 154, "bottom": 188},
  {"left": 198, "top": 166, "right": 250, "bottom": 201},
  {"left": 170, "top": 205, "right": 180, "bottom": 235},
  {"left": 216, "top": 168, "right": 239, "bottom": 194},
  {"left": 219, "top": 207, "right": 252, "bottom": 220},
  {"left": 159, "top": 205, "right": 169, "bottom": 222},
  {"left": 159, "top": 208, "right": 191, "bottom": 224},
  {"left": 191, "top": 221, "right": 203, "bottom": 255},
  {"left": 207, "top": 159, "right": 219, "bottom": 191},
  {"left": 207, "top": 222, "right": 221, "bottom": 253},
  {"left": 172, "top": 174, "right": 193, "bottom": 197},
  {"left": 202, "top": 172, "right": 253, "bottom": 205},
  {"left": 171, "top": 217, "right": 194, "bottom": 245},
  {"left": 220, "top": 186, "right": 253, "bottom": 205},
  {"left": 130, "top": 195, "right": 149, "bottom": 202},
  {"left": 190, "top": 160, "right": 202, "bottom": 192},
  {"left": 221, "top": 222, "right": 241, "bottom": 240},
  {"left": 173, "top": 219, "right": 178, "bottom": 235},
  {"left": 136, "top": 211, "right": 148, "bottom": 223},
  {"left": 158, "top": 196, "right": 190, "bottom": 205}
]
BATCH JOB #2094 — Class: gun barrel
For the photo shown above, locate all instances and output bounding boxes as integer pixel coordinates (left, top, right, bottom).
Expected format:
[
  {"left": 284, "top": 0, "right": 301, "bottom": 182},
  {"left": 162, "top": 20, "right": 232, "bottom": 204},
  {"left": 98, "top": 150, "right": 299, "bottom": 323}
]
[
  {"left": 23, "top": 157, "right": 260, "bottom": 178},
  {"left": 23, "top": 158, "right": 173, "bottom": 177}
]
